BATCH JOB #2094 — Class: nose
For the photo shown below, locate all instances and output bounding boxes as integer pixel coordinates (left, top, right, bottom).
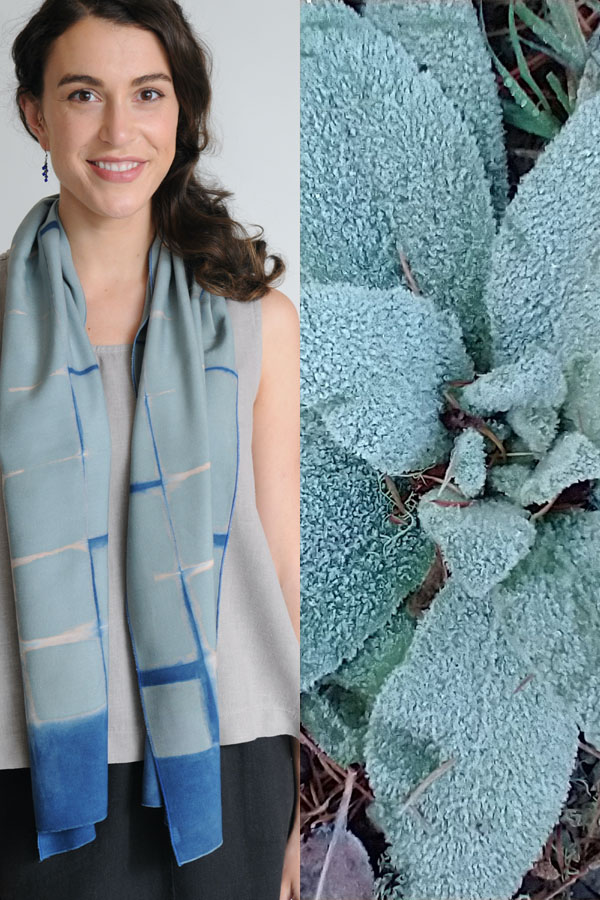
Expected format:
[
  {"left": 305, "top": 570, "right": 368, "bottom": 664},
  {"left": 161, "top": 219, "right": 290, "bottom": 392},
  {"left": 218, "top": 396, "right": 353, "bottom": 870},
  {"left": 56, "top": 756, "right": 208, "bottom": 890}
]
[{"left": 98, "top": 98, "right": 138, "bottom": 146}]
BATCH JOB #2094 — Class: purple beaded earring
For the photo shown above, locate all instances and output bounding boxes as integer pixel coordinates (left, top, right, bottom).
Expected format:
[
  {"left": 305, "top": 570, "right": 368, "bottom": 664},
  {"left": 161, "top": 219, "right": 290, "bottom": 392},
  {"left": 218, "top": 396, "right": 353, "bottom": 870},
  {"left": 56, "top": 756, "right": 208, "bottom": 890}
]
[{"left": 42, "top": 150, "right": 48, "bottom": 183}]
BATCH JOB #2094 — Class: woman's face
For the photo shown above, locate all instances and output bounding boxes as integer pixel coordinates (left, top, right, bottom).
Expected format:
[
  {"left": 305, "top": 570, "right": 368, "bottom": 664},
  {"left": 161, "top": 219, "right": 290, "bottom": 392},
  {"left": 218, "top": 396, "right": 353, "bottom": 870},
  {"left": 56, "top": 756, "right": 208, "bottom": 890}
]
[{"left": 21, "top": 15, "right": 180, "bottom": 224}]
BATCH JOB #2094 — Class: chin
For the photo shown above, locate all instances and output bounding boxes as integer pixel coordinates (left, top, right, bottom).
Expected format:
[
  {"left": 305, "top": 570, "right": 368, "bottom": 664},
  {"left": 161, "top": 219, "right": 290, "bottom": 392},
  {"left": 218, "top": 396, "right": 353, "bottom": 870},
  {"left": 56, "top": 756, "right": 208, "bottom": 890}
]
[
  {"left": 100, "top": 203, "right": 152, "bottom": 222},
  {"left": 82, "top": 188, "right": 152, "bottom": 221}
]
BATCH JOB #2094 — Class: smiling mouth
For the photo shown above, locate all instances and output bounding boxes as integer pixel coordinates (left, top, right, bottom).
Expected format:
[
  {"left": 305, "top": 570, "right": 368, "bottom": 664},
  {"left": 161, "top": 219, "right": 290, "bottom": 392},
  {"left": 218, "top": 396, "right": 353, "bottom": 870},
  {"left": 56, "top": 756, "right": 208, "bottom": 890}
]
[{"left": 88, "top": 160, "right": 145, "bottom": 172}]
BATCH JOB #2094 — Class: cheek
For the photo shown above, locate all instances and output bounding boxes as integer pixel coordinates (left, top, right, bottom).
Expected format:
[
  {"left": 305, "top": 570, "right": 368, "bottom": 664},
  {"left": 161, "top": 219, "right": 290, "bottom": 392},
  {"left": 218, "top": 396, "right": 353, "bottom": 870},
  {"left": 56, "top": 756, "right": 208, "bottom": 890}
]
[
  {"left": 52, "top": 118, "right": 94, "bottom": 156},
  {"left": 162, "top": 106, "right": 180, "bottom": 153}
]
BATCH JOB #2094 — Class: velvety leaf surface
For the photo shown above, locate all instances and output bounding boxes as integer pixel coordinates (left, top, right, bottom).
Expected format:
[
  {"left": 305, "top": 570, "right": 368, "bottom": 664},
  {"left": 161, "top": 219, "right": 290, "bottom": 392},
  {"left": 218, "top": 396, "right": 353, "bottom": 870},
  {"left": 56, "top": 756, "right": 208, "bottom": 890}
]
[
  {"left": 364, "top": 0, "right": 508, "bottom": 220},
  {"left": 417, "top": 492, "right": 536, "bottom": 596},
  {"left": 364, "top": 579, "right": 578, "bottom": 900},
  {"left": 301, "top": 280, "right": 472, "bottom": 474},
  {"left": 484, "top": 91, "right": 600, "bottom": 367},
  {"left": 301, "top": 0, "right": 495, "bottom": 368},
  {"left": 300, "top": 407, "right": 435, "bottom": 690}
]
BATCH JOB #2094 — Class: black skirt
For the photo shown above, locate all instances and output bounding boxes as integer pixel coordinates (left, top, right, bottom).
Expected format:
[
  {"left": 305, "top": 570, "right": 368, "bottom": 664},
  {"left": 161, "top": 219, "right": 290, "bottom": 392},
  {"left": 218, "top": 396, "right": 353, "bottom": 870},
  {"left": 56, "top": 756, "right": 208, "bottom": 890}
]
[{"left": 0, "top": 734, "right": 296, "bottom": 900}]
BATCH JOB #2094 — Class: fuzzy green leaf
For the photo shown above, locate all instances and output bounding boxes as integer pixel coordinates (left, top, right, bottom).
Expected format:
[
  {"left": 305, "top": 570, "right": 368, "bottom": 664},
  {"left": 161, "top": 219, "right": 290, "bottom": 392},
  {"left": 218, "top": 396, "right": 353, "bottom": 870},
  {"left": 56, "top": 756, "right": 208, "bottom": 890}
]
[
  {"left": 563, "top": 350, "right": 600, "bottom": 446},
  {"left": 506, "top": 405, "right": 560, "bottom": 456},
  {"left": 301, "top": 684, "right": 368, "bottom": 768},
  {"left": 488, "top": 461, "right": 535, "bottom": 504},
  {"left": 576, "top": 21, "right": 600, "bottom": 107},
  {"left": 301, "top": 280, "right": 473, "bottom": 474},
  {"left": 496, "top": 510, "right": 600, "bottom": 746},
  {"left": 364, "top": 579, "right": 578, "bottom": 900},
  {"left": 301, "top": 0, "right": 496, "bottom": 369},
  {"left": 418, "top": 493, "right": 536, "bottom": 596},
  {"left": 300, "top": 408, "right": 435, "bottom": 690},
  {"left": 484, "top": 90, "right": 600, "bottom": 367},
  {"left": 518, "top": 431, "right": 600, "bottom": 506},
  {"left": 448, "top": 428, "right": 487, "bottom": 499},
  {"left": 302, "top": 603, "right": 416, "bottom": 766},
  {"left": 363, "top": 0, "right": 508, "bottom": 220},
  {"left": 458, "top": 347, "right": 566, "bottom": 416}
]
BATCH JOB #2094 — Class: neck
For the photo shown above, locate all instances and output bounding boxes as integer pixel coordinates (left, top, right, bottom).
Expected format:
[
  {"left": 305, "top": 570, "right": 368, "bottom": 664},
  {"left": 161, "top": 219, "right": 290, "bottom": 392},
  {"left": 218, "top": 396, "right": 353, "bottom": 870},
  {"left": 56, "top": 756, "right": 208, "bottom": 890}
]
[{"left": 57, "top": 189, "right": 156, "bottom": 290}]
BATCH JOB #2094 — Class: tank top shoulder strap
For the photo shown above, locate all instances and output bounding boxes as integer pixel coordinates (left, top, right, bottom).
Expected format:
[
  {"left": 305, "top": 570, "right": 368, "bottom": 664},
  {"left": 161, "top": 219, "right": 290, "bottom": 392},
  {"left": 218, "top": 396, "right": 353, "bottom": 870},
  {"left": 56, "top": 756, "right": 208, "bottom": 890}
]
[{"left": 225, "top": 296, "right": 263, "bottom": 405}]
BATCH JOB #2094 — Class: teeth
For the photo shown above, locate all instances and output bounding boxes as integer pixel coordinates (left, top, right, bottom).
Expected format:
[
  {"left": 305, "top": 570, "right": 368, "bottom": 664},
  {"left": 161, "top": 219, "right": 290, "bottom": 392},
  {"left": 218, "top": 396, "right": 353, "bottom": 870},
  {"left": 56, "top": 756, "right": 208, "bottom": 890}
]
[{"left": 92, "top": 160, "right": 142, "bottom": 172}]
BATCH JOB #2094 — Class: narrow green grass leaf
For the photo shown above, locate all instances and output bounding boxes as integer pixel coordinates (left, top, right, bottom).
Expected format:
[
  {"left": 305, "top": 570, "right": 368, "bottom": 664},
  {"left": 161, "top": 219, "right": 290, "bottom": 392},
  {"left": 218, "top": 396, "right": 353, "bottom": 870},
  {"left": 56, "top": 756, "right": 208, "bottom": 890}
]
[
  {"left": 501, "top": 97, "right": 561, "bottom": 138},
  {"left": 514, "top": 0, "right": 584, "bottom": 69},
  {"left": 546, "top": 0, "right": 588, "bottom": 73},
  {"left": 546, "top": 70, "right": 575, "bottom": 114},
  {"left": 509, "top": 0, "right": 553, "bottom": 113}
]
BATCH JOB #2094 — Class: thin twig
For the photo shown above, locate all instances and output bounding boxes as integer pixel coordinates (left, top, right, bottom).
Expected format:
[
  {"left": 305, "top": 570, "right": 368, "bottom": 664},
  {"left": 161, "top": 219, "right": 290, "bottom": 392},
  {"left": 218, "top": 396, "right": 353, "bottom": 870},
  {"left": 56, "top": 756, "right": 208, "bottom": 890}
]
[
  {"left": 534, "top": 854, "right": 600, "bottom": 900},
  {"left": 579, "top": 739, "right": 600, "bottom": 761},
  {"left": 513, "top": 672, "right": 535, "bottom": 693},
  {"left": 531, "top": 495, "right": 559, "bottom": 519},
  {"left": 397, "top": 757, "right": 456, "bottom": 816},
  {"left": 398, "top": 250, "right": 422, "bottom": 295}
]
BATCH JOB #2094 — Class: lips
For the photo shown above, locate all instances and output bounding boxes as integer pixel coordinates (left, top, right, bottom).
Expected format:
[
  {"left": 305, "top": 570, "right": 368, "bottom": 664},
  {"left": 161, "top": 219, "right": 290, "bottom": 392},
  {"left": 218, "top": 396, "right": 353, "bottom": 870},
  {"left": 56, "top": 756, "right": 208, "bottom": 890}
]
[{"left": 87, "top": 159, "right": 147, "bottom": 182}]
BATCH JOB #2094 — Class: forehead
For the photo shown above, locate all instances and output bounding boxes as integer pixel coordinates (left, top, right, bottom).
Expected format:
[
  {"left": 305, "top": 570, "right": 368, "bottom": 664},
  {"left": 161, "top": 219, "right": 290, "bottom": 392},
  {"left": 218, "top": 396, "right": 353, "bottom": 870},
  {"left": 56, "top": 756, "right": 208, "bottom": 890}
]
[{"left": 45, "top": 16, "right": 172, "bottom": 85}]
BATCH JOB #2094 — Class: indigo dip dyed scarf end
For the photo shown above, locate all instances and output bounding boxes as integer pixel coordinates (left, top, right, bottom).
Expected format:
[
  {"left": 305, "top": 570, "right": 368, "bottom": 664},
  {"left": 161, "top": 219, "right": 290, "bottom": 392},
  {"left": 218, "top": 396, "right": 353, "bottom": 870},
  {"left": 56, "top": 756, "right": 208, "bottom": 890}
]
[{"left": 0, "top": 196, "right": 239, "bottom": 865}]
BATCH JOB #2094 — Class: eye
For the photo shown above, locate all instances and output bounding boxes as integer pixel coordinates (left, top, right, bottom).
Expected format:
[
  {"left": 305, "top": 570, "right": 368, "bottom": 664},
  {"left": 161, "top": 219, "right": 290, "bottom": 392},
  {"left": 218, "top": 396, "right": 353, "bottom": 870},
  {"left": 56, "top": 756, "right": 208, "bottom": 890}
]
[
  {"left": 138, "top": 88, "right": 163, "bottom": 102},
  {"left": 68, "top": 89, "right": 98, "bottom": 103}
]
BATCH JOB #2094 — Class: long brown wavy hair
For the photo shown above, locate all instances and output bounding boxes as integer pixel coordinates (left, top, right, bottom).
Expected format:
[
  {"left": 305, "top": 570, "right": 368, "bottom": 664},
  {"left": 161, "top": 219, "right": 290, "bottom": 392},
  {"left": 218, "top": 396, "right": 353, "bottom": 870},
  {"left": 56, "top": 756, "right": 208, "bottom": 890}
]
[{"left": 12, "top": 0, "right": 285, "bottom": 302}]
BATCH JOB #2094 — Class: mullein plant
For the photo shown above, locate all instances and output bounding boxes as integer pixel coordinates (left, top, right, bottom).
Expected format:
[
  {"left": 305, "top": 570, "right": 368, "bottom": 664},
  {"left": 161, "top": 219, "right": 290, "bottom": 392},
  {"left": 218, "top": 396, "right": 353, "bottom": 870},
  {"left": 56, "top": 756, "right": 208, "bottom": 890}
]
[{"left": 300, "top": 0, "right": 600, "bottom": 897}]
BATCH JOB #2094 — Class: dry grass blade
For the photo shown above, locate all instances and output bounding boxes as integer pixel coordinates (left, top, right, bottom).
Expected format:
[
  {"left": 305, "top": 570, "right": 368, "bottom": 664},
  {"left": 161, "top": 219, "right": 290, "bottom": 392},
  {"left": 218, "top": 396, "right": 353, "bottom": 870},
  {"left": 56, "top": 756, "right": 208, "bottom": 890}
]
[
  {"left": 314, "top": 768, "right": 357, "bottom": 900},
  {"left": 513, "top": 672, "right": 536, "bottom": 693},
  {"left": 397, "top": 757, "right": 456, "bottom": 817},
  {"left": 532, "top": 854, "right": 600, "bottom": 900},
  {"left": 398, "top": 250, "right": 422, "bottom": 295}
]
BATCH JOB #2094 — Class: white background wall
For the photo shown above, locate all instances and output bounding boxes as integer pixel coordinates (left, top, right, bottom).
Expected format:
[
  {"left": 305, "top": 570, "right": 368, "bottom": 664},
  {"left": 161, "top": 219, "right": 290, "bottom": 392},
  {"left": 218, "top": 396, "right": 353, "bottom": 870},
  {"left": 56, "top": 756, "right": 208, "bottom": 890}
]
[{"left": 0, "top": 0, "right": 299, "bottom": 307}]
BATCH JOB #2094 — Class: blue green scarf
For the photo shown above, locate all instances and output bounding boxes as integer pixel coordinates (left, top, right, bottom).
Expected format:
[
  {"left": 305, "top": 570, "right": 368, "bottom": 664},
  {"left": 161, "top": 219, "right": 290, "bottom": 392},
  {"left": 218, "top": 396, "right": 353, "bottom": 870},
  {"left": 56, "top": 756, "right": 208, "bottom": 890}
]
[{"left": 0, "top": 196, "right": 239, "bottom": 865}]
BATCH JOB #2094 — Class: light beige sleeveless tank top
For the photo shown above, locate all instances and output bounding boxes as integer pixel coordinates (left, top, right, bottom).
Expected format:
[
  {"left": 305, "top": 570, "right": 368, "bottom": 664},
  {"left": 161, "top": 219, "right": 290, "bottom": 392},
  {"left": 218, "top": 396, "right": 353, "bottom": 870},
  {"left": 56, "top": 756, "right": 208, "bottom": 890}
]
[{"left": 0, "top": 250, "right": 299, "bottom": 768}]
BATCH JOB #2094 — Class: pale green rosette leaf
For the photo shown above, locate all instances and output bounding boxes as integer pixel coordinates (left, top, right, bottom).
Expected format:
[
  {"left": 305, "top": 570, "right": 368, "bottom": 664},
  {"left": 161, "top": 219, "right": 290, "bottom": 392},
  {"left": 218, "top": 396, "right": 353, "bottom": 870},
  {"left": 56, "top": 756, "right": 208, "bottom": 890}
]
[
  {"left": 301, "top": 281, "right": 473, "bottom": 474},
  {"left": 488, "top": 462, "right": 534, "bottom": 504},
  {"left": 301, "top": 685, "right": 367, "bottom": 769},
  {"left": 576, "top": 21, "right": 600, "bottom": 108},
  {"left": 447, "top": 428, "right": 486, "bottom": 498},
  {"left": 496, "top": 510, "right": 600, "bottom": 747},
  {"left": 364, "top": 0, "right": 508, "bottom": 220},
  {"left": 417, "top": 492, "right": 536, "bottom": 596},
  {"left": 300, "top": 408, "right": 435, "bottom": 691},
  {"left": 506, "top": 405, "right": 559, "bottom": 457},
  {"left": 562, "top": 350, "right": 600, "bottom": 446},
  {"left": 485, "top": 91, "right": 600, "bottom": 367},
  {"left": 301, "top": 604, "right": 416, "bottom": 766},
  {"left": 301, "top": 0, "right": 495, "bottom": 368},
  {"left": 364, "top": 579, "right": 578, "bottom": 900},
  {"left": 458, "top": 347, "right": 566, "bottom": 416},
  {"left": 519, "top": 431, "right": 600, "bottom": 506}
]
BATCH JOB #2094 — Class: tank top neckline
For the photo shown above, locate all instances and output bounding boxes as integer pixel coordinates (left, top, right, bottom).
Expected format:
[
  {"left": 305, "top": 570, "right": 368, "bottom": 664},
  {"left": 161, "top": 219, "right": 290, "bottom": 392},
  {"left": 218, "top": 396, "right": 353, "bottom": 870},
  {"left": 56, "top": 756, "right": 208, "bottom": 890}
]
[{"left": 92, "top": 343, "right": 134, "bottom": 351}]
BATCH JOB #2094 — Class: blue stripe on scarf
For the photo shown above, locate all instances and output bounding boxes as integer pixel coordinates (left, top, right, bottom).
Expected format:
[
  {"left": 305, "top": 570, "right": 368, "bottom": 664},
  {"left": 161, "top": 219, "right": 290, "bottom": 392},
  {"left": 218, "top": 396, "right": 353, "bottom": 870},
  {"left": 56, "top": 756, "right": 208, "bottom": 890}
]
[{"left": 29, "top": 711, "right": 108, "bottom": 830}]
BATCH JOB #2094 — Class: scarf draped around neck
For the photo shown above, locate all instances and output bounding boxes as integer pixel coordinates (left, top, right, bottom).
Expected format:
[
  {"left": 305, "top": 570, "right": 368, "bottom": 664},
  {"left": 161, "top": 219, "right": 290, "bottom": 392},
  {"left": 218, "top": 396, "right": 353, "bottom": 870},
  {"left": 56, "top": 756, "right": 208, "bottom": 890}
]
[{"left": 0, "top": 195, "right": 239, "bottom": 865}]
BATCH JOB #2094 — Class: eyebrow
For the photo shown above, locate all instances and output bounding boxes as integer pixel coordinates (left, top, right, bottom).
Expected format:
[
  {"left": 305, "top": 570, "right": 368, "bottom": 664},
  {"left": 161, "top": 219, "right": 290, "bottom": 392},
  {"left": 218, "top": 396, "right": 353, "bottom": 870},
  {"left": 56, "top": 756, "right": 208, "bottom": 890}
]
[{"left": 57, "top": 72, "right": 172, "bottom": 88}]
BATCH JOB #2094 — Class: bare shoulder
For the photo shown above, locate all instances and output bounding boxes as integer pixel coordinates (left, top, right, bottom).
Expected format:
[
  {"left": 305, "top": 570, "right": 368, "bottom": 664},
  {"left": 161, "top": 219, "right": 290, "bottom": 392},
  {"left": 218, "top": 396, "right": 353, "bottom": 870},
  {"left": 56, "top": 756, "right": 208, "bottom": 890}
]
[
  {"left": 256, "top": 288, "right": 299, "bottom": 394},
  {"left": 260, "top": 287, "right": 299, "bottom": 337}
]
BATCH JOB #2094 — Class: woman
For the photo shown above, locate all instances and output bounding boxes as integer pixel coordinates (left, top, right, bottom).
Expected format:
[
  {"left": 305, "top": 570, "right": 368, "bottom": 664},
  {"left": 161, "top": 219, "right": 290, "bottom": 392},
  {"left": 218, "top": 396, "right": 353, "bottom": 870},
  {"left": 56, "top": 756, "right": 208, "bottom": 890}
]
[{"left": 0, "top": 2, "right": 299, "bottom": 899}]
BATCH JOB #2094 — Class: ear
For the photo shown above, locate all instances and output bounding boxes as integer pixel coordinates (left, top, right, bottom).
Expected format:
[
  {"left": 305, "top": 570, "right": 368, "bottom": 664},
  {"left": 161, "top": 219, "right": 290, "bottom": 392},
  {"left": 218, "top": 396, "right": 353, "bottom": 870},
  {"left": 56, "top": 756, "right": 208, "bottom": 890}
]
[{"left": 19, "top": 93, "right": 49, "bottom": 150}]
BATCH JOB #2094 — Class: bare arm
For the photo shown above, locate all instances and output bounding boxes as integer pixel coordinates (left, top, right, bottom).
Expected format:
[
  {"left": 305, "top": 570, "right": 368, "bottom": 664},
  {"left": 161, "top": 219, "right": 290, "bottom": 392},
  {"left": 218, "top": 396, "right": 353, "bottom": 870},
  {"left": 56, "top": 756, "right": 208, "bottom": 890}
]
[
  {"left": 252, "top": 288, "right": 300, "bottom": 645},
  {"left": 252, "top": 287, "right": 301, "bottom": 898}
]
